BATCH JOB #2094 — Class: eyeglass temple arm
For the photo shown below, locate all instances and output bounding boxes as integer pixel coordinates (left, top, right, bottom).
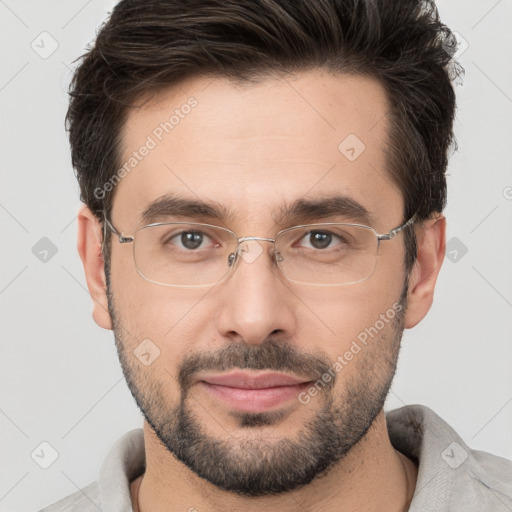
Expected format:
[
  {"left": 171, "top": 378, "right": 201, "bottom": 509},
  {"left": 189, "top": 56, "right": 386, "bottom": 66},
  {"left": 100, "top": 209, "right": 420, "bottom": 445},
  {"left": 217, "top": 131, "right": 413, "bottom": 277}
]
[
  {"left": 377, "top": 212, "right": 418, "bottom": 241},
  {"left": 102, "top": 214, "right": 134, "bottom": 246}
]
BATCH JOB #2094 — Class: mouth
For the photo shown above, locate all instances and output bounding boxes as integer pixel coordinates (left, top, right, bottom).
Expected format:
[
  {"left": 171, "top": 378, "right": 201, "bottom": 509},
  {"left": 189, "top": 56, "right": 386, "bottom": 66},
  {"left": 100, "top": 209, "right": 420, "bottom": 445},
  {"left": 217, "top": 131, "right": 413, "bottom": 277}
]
[{"left": 198, "top": 370, "right": 313, "bottom": 413}]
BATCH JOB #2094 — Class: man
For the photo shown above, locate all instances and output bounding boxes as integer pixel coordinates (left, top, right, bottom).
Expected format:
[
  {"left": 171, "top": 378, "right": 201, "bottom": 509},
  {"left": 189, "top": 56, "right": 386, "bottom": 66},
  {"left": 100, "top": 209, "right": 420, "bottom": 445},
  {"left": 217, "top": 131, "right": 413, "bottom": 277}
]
[{"left": 43, "top": 0, "right": 512, "bottom": 510}]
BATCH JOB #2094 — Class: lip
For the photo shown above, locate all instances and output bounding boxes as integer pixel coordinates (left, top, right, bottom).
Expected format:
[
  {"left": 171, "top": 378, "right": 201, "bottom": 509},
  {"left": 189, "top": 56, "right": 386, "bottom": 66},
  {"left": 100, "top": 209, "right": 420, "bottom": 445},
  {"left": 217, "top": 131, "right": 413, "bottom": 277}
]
[
  {"left": 199, "top": 371, "right": 313, "bottom": 413},
  {"left": 201, "top": 371, "right": 309, "bottom": 389}
]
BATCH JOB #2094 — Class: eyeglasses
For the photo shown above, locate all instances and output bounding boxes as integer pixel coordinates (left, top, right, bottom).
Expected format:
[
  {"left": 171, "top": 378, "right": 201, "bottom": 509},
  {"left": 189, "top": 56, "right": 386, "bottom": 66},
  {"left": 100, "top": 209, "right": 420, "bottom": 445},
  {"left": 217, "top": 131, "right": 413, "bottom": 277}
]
[{"left": 103, "top": 213, "right": 417, "bottom": 287}]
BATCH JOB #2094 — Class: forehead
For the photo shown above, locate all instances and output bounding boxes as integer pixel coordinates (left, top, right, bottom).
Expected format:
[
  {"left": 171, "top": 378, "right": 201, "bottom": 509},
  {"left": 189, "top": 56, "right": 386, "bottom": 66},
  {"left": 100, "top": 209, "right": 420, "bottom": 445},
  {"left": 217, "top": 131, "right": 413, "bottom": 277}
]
[{"left": 113, "top": 70, "right": 402, "bottom": 229}]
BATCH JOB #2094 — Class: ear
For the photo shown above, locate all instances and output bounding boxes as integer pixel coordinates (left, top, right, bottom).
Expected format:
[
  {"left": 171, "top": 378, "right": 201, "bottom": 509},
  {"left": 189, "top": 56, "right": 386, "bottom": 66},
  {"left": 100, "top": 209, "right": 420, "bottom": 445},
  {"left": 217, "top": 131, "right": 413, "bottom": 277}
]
[
  {"left": 77, "top": 205, "right": 112, "bottom": 330},
  {"left": 404, "top": 215, "right": 446, "bottom": 329}
]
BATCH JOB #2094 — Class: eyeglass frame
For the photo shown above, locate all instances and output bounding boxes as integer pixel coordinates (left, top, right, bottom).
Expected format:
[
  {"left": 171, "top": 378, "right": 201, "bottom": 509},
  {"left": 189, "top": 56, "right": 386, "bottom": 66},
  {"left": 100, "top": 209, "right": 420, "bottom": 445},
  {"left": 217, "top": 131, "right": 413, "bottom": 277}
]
[{"left": 101, "top": 211, "right": 418, "bottom": 287}]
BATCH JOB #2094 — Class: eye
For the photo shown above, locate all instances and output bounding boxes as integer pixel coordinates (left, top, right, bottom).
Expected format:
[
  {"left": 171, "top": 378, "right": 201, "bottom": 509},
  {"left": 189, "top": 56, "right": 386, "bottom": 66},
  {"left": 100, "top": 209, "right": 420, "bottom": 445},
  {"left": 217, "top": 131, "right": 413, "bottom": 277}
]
[
  {"left": 298, "top": 230, "right": 346, "bottom": 250},
  {"left": 168, "top": 230, "right": 215, "bottom": 251}
]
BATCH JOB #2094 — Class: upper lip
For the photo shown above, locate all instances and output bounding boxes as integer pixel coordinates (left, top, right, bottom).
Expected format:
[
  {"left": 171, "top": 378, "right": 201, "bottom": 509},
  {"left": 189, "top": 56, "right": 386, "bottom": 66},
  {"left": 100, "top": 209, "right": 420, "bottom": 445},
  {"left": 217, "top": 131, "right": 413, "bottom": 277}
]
[{"left": 200, "top": 371, "right": 311, "bottom": 389}]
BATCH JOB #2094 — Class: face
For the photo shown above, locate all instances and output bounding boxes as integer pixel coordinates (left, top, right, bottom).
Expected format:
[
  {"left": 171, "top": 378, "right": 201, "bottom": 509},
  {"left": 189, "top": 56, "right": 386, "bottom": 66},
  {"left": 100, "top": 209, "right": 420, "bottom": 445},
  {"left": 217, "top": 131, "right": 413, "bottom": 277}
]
[{"left": 106, "top": 71, "right": 410, "bottom": 495}]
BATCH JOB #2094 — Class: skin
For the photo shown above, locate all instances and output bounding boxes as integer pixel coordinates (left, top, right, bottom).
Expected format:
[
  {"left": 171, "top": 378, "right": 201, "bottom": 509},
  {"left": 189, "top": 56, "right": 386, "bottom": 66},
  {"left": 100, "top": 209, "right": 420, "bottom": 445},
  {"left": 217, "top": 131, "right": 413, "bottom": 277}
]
[{"left": 77, "top": 70, "right": 445, "bottom": 511}]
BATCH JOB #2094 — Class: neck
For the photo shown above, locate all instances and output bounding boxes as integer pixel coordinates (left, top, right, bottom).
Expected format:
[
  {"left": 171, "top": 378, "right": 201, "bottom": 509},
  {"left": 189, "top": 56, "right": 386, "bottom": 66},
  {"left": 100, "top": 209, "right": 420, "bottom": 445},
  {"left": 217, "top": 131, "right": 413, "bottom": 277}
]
[{"left": 131, "top": 410, "right": 417, "bottom": 512}]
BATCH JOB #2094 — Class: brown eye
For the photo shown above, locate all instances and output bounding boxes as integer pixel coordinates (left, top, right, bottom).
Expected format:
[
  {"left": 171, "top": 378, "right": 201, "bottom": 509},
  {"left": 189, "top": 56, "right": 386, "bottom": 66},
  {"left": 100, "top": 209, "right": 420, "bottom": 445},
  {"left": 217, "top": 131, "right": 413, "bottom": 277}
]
[
  {"left": 299, "top": 230, "right": 344, "bottom": 250},
  {"left": 180, "top": 231, "right": 205, "bottom": 250},
  {"left": 166, "top": 230, "right": 213, "bottom": 250}
]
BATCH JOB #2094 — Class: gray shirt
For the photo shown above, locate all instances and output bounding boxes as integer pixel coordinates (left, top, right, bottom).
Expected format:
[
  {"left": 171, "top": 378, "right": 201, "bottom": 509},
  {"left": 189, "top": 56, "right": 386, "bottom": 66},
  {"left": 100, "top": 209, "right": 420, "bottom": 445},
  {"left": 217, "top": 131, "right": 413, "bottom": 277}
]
[{"left": 39, "top": 405, "right": 512, "bottom": 511}]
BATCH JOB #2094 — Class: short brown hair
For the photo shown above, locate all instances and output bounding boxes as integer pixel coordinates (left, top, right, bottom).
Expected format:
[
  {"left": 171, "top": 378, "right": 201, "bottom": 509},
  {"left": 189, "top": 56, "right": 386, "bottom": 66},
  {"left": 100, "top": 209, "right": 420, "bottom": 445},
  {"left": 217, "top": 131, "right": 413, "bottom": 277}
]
[{"left": 66, "top": 0, "right": 462, "bottom": 272}]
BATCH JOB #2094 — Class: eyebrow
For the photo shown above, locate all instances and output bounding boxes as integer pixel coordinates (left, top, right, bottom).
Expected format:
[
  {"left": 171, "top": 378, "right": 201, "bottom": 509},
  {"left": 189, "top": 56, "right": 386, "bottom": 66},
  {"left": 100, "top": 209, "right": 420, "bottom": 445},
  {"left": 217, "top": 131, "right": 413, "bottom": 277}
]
[{"left": 140, "top": 193, "right": 374, "bottom": 227}]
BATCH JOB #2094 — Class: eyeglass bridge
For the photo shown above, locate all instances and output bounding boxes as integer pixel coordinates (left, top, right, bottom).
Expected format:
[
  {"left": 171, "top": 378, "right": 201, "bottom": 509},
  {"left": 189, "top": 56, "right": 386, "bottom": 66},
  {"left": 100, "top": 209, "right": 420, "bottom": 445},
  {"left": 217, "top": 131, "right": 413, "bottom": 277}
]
[{"left": 227, "top": 236, "right": 283, "bottom": 267}]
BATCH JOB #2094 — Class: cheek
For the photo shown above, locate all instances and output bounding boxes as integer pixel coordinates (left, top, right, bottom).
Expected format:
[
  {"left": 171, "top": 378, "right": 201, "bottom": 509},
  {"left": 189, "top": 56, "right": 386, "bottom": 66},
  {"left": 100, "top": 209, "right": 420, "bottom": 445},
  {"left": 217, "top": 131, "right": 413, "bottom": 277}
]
[
  {"left": 109, "top": 249, "right": 215, "bottom": 362},
  {"left": 293, "top": 272, "right": 404, "bottom": 359},
  {"left": 302, "top": 289, "right": 404, "bottom": 394}
]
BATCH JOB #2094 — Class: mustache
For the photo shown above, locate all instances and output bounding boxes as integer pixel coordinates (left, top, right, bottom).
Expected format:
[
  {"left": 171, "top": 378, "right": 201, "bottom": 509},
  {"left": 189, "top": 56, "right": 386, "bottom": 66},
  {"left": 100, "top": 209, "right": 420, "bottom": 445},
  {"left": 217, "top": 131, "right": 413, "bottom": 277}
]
[{"left": 178, "top": 339, "right": 335, "bottom": 392}]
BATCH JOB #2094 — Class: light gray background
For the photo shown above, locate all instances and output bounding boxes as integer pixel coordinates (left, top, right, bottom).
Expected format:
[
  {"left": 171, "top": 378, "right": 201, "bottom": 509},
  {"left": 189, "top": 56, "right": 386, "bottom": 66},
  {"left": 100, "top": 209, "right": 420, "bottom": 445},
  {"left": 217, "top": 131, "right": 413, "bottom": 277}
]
[{"left": 1, "top": 1, "right": 511, "bottom": 511}]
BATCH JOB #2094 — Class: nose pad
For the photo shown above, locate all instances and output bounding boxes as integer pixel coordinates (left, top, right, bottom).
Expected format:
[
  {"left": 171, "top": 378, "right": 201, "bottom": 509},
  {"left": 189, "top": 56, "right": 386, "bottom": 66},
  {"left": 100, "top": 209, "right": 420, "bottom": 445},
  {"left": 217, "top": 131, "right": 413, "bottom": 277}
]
[
  {"left": 227, "top": 240, "right": 279, "bottom": 272},
  {"left": 227, "top": 251, "right": 237, "bottom": 267}
]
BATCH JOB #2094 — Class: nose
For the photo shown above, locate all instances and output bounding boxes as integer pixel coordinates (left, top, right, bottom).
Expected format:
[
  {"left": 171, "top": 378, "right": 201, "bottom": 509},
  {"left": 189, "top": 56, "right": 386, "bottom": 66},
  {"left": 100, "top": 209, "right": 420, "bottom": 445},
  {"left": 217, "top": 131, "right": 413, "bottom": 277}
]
[{"left": 215, "top": 239, "right": 297, "bottom": 346}]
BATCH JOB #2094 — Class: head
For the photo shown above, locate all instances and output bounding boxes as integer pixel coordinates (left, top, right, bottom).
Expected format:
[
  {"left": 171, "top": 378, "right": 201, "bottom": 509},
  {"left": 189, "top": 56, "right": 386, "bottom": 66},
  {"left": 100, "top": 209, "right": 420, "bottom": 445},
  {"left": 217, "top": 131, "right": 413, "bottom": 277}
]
[{"left": 72, "top": 0, "right": 458, "bottom": 496}]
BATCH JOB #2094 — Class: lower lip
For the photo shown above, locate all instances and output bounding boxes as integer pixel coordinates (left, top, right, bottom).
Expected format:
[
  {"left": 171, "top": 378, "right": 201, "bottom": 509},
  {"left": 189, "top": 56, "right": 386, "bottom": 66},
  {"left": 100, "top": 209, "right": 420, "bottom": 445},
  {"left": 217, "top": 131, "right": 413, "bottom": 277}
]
[{"left": 200, "top": 381, "right": 311, "bottom": 413}]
